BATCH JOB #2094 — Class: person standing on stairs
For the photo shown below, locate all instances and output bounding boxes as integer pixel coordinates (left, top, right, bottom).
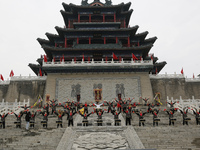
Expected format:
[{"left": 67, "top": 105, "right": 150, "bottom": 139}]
[
  {"left": 14, "top": 111, "right": 23, "bottom": 128},
  {"left": 136, "top": 110, "right": 147, "bottom": 126},
  {"left": 111, "top": 110, "right": 121, "bottom": 126},
  {"left": 55, "top": 110, "right": 65, "bottom": 128},
  {"left": 193, "top": 108, "right": 200, "bottom": 125},
  {"left": 67, "top": 110, "right": 77, "bottom": 127},
  {"left": 25, "top": 110, "right": 31, "bottom": 130},
  {"left": 0, "top": 113, "right": 9, "bottom": 129}
]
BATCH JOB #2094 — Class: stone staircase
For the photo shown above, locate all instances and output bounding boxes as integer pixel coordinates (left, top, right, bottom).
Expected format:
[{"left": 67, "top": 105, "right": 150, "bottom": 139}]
[
  {"left": 0, "top": 106, "right": 200, "bottom": 150},
  {"left": 126, "top": 106, "right": 200, "bottom": 150},
  {"left": 0, "top": 109, "right": 66, "bottom": 150}
]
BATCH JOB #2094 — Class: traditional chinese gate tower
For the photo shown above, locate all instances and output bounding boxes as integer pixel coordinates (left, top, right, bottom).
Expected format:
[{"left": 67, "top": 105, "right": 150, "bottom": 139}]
[{"left": 29, "top": 0, "right": 166, "bottom": 103}]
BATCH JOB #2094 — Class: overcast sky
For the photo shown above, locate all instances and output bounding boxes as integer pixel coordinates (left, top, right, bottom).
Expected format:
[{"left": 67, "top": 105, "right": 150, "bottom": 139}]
[{"left": 0, "top": 0, "right": 200, "bottom": 80}]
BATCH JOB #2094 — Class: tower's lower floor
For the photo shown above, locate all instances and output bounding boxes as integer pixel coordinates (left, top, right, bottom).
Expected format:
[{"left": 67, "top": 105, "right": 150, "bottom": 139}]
[{"left": 44, "top": 72, "right": 153, "bottom": 103}]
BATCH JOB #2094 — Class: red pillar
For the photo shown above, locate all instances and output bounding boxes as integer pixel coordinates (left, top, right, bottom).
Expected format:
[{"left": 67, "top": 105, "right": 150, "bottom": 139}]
[
  {"left": 116, "top": 37, "right": 118, "bottom": 44},
  {"left": 68, "top": 19, "right": 70, "bottom": 28},
  {"left": 138, "top": 41, "right": 140, "bottom": 46},
  {"left": 104, "top": 37, "right": 106, "bottom": 44},
  {"left": 78, "top": 14, "right": 80, "bottom": 22},
  {"left": 77, "top": 37, "right": 79, "bottom": 44},
  {"left": 55, "top": 43, "right": 57, "bottom": 47},
  {"left": 124, "top": 19, "right": 126, "bottom": 28},
  {"left": 65, "top": 38, "right": 67, "bottom": 48},
  {"left": 89, "top": 37, "right": 91, "bottom": 44},
  {"left": 89, "top": 14, "right": 91, "bottom": 22},
  {"left": 103, "top": 14, "right": 105, "bottom": 22},
  {"left": 114, "top": 13, "right": 116, "bottom": 22},
  {"left": 128, "top": 37, "right": 130, "bottom": 47}
]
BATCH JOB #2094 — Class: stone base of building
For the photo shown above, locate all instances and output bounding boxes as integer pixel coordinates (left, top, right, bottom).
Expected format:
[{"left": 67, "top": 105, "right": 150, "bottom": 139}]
[{"left": 44, "top": 72, "right": 153, "bottom": 103}]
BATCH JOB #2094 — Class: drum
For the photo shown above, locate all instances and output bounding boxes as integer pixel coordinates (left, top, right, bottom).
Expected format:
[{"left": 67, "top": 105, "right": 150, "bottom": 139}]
[
  {"left": 97, "top": 119, "right": 103, "bottom": 123},
  {"left": 77, "top": 123, "right": 82, "bottom": 126},
  {"left": 30, "top": 121, "right": 35, "bottom": 125},
  {"left": 56, "top": 121, "right": 62, "bottom": 124},
  {"left": 115, "top": 119, "right": 121, "bottom": 123},
  {"left": 14, "top": 121, "right": 21, "bottom": 125},
  {"left": 154, "top": 118, "right": 160, "bottom": 122},
  {"left": 140, "top": 119, "right": 145, "bottom": 122},
  {"left": 185, "top": 118, "right": 191, "bottom": 121},
  {"left": 41, "top": 121, "right": 47, "bottom": 124},
  {"left": 170, "top": 118, "right": 176, "bottom": 122},
  {"left": 82, "top": 121, "right": 88, "bottom": 124}
]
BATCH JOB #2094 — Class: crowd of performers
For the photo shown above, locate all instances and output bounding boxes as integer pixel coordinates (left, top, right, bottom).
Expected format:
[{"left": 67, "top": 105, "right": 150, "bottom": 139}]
[{"left": 0, "top": 98, "right": 200, "bottom": 129}]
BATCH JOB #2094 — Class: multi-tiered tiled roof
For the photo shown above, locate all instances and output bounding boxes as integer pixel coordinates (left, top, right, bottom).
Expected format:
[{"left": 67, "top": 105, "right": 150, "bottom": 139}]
[{"left": 29, "top": 0, "right": 166, "bottom": 75}]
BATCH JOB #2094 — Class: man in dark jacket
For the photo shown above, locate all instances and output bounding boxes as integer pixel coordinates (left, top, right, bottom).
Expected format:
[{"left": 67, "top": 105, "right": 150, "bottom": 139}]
[
  {"left": 0, "top": 113, "right": 8, "bottom": 129},
  {"left": 25, "top": 111, "right": 31, "bottom": 130}
]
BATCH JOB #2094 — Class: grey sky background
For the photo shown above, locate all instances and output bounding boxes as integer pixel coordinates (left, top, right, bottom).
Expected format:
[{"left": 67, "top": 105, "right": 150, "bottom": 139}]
[{"left": 0, "top": 0, "right": 200, "bottom": 80}]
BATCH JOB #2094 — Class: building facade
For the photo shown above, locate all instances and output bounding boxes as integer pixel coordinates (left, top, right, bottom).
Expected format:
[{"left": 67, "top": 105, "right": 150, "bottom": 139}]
[{"left": 29, "top": 0, "right": 166, "bottom": 103}]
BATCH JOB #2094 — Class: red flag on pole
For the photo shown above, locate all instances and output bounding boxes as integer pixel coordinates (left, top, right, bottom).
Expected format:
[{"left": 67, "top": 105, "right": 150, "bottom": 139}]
[
  {"left": 82, "top": 54, "right": 84, "bottom": 61},
  {"left": 151, "top": 55, "right": 154, "bottom": 60},
  {"left": 74, "top": 57, "right": 76, "bottom": 62},
  {"left": 88, "top": 57, "right": 90, "bottom": 62},
  {"left": 10, "top": 70, "right": 14, "bottom": 77},
  {"left": 132, "top": 53, "right": 138, "bottom": 60},
  {"left": 119, "top": 56, "right": 121, "bottom": 62},
  {"left": 0, "top": 74, "right": 4, "bottom": 81},
  {"left": 156, "top": 67, "right": 158, "bottom": 75},
  {"left": 44, "top": 55, "right": 47, "bottom": 62},
  {"left": 193, "top": 73, "right": 195, "bottom": 79},
  {"left": 105, "top": 56, "right": 108, "bottom": 62},
  {"left": 62, "top": 54, "right": 64, "bottom": 62},
  {"left": 181, "top": 68, "right": 184, "bottom": 74},
  {"left": 39, "top": 69, "right": 42, "bottom": 76},
  {"left": 113, "top": 53, "right": 118, "bottom": 60},
  {"left": 53, "top": 57, "right": 55, "bottom": 62}
]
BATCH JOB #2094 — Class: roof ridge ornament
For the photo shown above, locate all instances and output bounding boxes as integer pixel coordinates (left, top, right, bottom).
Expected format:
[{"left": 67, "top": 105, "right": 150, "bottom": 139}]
[
  {"left": 81, "top": 0, "right": 88, "bottom": 5},
  {"left": 105, "top": 0, "right": 112, "bottom": 5}
]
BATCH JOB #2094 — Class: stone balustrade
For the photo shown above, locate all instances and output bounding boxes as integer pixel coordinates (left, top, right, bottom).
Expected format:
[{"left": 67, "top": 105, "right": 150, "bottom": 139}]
[
  {"left": 0, "top": 99, "right": 30, "bottom": 114},
  {"left": 167, "top": 96, "right": 200, "bottom": 113},
  {"left": 43, "top": 58, "right": 153, "bottom": 67}
]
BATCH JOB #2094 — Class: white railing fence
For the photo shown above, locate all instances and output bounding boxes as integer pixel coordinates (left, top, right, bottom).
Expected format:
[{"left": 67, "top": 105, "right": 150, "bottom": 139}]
[
  {"left": 43, "top": 58, "right": 153, "bottom": 67},
  {"left": 0, "top": 99, "right": 30, "bottom": 115},
  {"left": 10, "top": 75, "right": 47, "bottom": 81},
  {"left": 167, "top": 96, "right": 200, "bottom": 114},
  {"left": 150, "top": 72, "right": 184, "bottom": 79}
]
